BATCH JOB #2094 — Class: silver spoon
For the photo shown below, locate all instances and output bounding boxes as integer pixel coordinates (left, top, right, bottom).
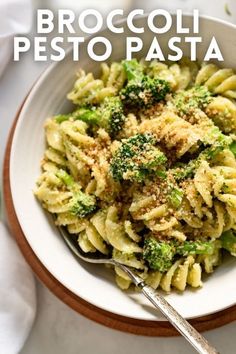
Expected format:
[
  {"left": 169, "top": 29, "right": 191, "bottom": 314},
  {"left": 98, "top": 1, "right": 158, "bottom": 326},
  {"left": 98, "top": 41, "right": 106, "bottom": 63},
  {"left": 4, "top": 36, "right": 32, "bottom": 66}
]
[{"left": 59, "top": 226, "right": 219, "bottom": 354}]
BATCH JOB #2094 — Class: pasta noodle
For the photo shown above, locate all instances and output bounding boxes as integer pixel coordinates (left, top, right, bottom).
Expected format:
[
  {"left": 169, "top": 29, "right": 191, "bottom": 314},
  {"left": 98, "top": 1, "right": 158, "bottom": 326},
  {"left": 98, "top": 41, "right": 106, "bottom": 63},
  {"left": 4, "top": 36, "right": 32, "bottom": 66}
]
[
  {"left": 67, "top": 69, "right": 115, "bottom": 105},
  {"left": 206, "top": 96, "right": 236, "bottom": 134},
  {"left": 35, "top": 58, "right": 236, "bottom": 293},
  {"left": 101, "top": 62, "right": 126, "bottom": 93},
  {"left": 147, "top": 57, "right": 198, "bottom": 91},
  {"left": 195, "top": 63, "right": 236, "bottom": 99}
]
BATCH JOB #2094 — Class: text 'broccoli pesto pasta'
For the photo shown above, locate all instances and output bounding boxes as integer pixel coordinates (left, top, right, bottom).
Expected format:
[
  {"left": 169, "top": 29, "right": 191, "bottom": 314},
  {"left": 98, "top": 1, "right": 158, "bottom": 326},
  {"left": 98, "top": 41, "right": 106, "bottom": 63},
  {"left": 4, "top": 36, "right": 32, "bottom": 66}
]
[{"left": 35, "top": 58, "right": 236, "bottom": 292}]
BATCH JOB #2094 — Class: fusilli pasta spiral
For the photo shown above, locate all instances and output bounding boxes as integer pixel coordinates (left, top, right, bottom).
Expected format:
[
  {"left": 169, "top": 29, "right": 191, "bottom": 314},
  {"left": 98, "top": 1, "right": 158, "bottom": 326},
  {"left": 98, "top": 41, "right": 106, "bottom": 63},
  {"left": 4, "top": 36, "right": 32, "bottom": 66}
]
[{"left": 196, "top": 63, "right": 236, "bottom": 99}]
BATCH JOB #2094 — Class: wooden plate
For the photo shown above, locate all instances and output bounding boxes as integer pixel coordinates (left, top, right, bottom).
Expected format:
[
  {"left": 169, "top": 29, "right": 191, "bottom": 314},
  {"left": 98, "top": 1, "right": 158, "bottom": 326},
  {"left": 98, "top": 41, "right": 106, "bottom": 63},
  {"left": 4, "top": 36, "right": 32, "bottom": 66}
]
[{"left": 3, "top": 101, "right": 236, "bottom": 336}]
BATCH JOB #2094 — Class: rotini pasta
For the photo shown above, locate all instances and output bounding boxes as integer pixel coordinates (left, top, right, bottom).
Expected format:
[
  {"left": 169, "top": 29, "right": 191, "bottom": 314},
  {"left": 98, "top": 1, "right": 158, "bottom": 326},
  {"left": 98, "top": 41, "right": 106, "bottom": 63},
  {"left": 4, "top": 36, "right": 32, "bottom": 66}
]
[
  {"left": 67, "top": 69, "right": 116, "bottom": 105},
  {"left": 195, "top": 63, "right": 236, "bottom": 99},
  {"left": 35, "top": 58, "right": 236, "bottom": 293},
  {"left": 147, "top": 57, "right": 198, "bottom": 91}
]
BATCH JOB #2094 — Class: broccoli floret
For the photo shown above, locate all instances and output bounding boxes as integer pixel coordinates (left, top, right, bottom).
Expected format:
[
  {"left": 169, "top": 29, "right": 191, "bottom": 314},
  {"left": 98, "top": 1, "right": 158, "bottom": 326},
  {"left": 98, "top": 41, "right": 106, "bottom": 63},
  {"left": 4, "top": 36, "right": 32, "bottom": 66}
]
[
  {"left": 143, "top": 238, "right": 175, "bottom": 272},
  {"left": 168, "top": 185, "right": 183, "bottom": 208},
  {"left": 110, "top": 133, "right": 167, "bottom": 182},
  {"left": 54, "top": 97, "right": 125, "bottom": 137},
  {"left": 122, "top": 59, "right": 144, "bottom": 81},
  {"left": 75, "top": 97, "right": 126, "bottom": 136},
  {"left": 70, "top": 194, "right": 96, "bottom": 217},
  {"left": 172, "top": 136, "right": 231, "bottom": 181},
  {"left": 173, "top": 85, "right": 212, "bottom": 116},
  {"left": 176, "top": 241, "right": 214, "bottom": 257},
  {"left": 55, "top": 114, "right": 71, "bottom": 123},
  {"left": 120, "top": 76, "right": 170, "bottom": 108},
  {"left": 202, "top": 125, "right": 232, "bottom": 149},
  {"left": 56, "top": 169, "right": 96, "bottom": 218},
  {"left": 120, "top": 59, "right": 170, "bottom": 108},
  {"left": 230, "top": 141, "right": 236, "bottom": 157},
  {"left": 143, "top": 238, "right": 215, "bottom": 272},
  {"left": 54, "top": 109, "right": 98, "bottom": 124},
  {"left": 220, "top": 230, "right": 236, "bottom": 256},
  {"left": 73, "top": 106, "right": 100, "bottom": 124},
  {"left": 98, "top": 96, "right": 126, "bottom": 136},
  {"left": 77, "top": 98, "right": 125, "bottom": 136}
]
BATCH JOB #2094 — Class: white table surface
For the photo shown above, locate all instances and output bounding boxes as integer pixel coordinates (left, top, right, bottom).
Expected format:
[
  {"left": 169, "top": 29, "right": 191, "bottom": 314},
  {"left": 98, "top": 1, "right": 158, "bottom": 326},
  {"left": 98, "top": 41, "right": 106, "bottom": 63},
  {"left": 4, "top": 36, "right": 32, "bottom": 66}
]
[{"left": 1, "top": 1, "right": 236, "bottom": 353}]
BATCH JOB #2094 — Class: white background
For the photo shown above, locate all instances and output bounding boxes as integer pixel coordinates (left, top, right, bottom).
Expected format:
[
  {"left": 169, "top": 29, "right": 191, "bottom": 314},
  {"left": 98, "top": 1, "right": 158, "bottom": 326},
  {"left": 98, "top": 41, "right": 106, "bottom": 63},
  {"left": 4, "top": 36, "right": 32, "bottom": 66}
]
[{"left": 0, "top": 0, "right": 236, "bottom": 353}]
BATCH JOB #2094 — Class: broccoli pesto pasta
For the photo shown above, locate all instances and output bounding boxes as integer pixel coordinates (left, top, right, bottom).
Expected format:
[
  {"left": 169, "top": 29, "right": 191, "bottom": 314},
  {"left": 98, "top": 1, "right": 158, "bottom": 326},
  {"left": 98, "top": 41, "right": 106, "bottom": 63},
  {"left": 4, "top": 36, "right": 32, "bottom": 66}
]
[{"left": 35, "top": 58, "right": 236, "bottom": 293}]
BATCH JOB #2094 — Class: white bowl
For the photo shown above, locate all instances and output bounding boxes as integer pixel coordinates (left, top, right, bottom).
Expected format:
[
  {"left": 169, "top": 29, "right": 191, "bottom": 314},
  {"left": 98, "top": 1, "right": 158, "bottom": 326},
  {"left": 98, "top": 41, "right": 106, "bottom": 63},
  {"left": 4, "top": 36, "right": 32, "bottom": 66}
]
[{"left": 10, "top": 15, "right": 236, "bottom": 320}]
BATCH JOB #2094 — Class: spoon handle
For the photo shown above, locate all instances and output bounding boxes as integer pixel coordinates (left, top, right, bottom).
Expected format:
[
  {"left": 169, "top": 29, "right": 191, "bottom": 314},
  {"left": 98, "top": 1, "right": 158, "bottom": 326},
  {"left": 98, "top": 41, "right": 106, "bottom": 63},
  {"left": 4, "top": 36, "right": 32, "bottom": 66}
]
[{"left": 117, "top": 263, "right": 219, "bottom": 354}]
